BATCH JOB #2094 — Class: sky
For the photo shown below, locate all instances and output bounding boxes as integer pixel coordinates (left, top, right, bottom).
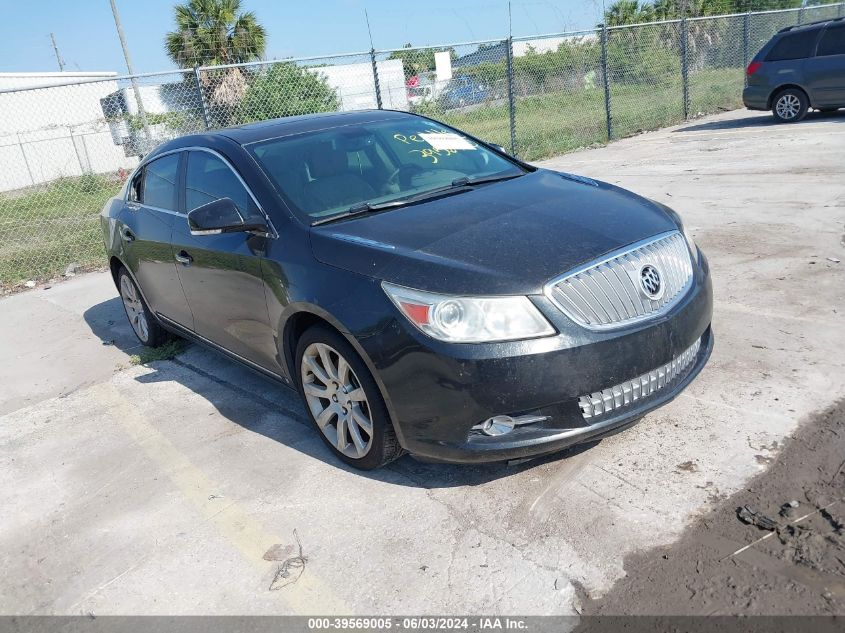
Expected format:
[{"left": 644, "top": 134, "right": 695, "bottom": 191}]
[{"left": 0, "top": 0, "right": 606, "bottom": 74}]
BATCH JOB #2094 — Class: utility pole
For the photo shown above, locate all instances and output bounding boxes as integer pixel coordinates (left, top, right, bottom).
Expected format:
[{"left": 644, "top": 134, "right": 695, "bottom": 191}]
[
  {"left": 108, "top": 0, "right": 152, "bottom": 151},
  {"left": 49, "top": 33, "right": 65, "bottom": 72},
  {"left": 506, "top": 1, "right": 517, "bottom": 156}
]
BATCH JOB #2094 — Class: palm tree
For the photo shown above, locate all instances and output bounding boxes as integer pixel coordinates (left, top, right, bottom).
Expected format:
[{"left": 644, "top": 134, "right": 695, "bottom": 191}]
[
  {"left": 603, "top": 0, "right": 655, "bottom": 26},
  {"left": 165, "top": 0, "right": 266, "bottom": 123},
  {"left": 165, "top": 0, "right": 266, "bottom": 68}
]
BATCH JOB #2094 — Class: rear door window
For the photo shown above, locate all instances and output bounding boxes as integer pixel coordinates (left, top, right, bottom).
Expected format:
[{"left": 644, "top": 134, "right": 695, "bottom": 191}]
[
  {"left": 766, "top": 30, "right": 820, "bottom": 61},
  {"left": 141, "top": 154, "right": 180, "bottom": 210},
  {"left": 817, "top": 24, "right": 845, "bottom": 57}
]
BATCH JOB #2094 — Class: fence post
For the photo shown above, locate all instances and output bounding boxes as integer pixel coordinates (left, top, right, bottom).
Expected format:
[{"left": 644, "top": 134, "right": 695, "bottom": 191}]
[
  {"left": 17, "top": 133, "right": 35, "bottom": 186},
  {"left": 69, "top": 126, "right": 87, "bottom": 175},
  {"left": 505, "top": 37, "right": 517, "bottom": 156},
  {"left": 798, "top": 5, "right": 805, "bottom": 25},
  {"left": 600, "top": 24, "right": 613, "bottom": 142},
  {"left": 839, "top": 2, "right": 844, "bottom": 18},
  {"left": 193, "top": 67, "right": 212, "bottom": 130},
  {"left": 680, "top": 18, "right": 689, "bottom": 121},
  {"left": 743, "top": 12, "right": 751, "bottom": 87},
  {"left": 370, "top": 49, "right": 383, "bottom": 109}
]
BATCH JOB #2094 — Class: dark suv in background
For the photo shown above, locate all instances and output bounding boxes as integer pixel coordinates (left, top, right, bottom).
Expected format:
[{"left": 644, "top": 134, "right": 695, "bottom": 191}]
[{"left": 744, "top": 17, "right": 845, "bottom": 122}]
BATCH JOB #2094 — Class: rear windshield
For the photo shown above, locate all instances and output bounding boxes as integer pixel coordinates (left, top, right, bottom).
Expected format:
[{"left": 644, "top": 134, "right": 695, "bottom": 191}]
[
  {"left": 766, "top": 29, "right": 820, "bottom": 61},
  {"left": 247, "top": 117, "right": 523, "bottom": 222}
]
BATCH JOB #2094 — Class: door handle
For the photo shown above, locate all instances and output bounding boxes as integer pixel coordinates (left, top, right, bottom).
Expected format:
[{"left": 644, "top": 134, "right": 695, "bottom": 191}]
[
  {"left": 120, "top": 228, "right": 135, "bottom": 243},
  {"left": 175, "top": 251, "right": 193, "bottom": 265}
]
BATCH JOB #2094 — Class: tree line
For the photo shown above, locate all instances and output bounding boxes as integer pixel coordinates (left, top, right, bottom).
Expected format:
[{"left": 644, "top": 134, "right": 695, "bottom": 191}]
[{"left": 603, "top": 0, "right": 809, "bottom": 26}]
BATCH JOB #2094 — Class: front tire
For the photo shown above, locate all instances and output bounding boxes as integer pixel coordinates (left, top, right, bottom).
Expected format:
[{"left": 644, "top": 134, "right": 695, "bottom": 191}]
[
  {"left": 772, "top": 88, "right": 808, "bottom": 123},
  {"left": 117, "top": 266, "right": 169, "bottom": 347},
  {"left": 295, "top": 325, "right": 402, "bottom": 470}
]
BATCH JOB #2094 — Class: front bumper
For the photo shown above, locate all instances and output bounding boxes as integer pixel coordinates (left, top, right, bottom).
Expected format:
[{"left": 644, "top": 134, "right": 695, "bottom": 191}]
[
  {"left": 409, "top": 328, "right": 712, "bottom": 463},
  {"left": 359, "top": 253, "right": 714, "bottom": 464}
]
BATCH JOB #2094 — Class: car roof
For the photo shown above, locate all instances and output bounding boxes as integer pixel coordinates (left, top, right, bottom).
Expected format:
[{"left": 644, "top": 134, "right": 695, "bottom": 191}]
[
  {"left": 777, "top": 16, "right": 843, "bottom": 34},
  {"left": 185, "top": 109, "right": 413, "bottom": 148}
]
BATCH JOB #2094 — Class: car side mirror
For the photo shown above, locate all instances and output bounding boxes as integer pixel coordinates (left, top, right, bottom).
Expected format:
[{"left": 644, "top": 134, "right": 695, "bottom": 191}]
[
  {"left": 187, "top": 198, "right": 269, "bottom": 235},
  {"left": 489, "top": 143, "right": 508, "bottom": 155}
]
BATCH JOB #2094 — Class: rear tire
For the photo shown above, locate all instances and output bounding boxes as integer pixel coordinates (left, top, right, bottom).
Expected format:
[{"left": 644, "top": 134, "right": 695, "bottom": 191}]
[
  {"left": 771, "top": 88, "right": 808, "bottom": 123},
  {"left": 295, "top": 324, "right": 402, "bottom": 470},
  {"left": 117, "top": 266, "right": 170, "bottom": 347}
]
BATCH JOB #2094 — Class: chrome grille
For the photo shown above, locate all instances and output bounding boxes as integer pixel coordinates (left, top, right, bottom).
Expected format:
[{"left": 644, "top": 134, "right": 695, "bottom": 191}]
[
  {"left": 578, "top": 337, "right": 702, "bottom": 420},
  {"left": 546, "top": 232, "right": 693, "bottom": 330}
]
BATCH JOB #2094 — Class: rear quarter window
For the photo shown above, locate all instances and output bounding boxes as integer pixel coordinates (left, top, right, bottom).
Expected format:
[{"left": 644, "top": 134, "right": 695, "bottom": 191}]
[
  {"left": 817, "top": 24, "right": 845, "bottom": 57},
  {"left": 766, "top": 29, "right": 820, "bottom": 61}
]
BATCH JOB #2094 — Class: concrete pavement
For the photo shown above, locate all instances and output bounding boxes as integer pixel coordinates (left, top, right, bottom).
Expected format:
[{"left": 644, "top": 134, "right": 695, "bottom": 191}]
[{"left": 1, "top": 108, "right": 843, "bottom": 615}]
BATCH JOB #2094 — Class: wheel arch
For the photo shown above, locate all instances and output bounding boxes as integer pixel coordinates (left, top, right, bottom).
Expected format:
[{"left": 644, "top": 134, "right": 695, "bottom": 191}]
[
  {"left": 108, "top": 255, "right": 124, "bottom": 289},
  {"left": 768, "top": 84, "right": 811, "bottom": 109},
  {"left": 108, "top": 255, "right": 157, "bottom": 318},
  {"left": 280, "top": 304, "right": 408, "bottom": 447}
]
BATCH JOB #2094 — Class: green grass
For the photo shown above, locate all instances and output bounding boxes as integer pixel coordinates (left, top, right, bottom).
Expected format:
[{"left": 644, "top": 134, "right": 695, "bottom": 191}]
[
  {"left": 0, "top": 173, "right": 121, "bottom": 287},
  {"left": 434, "top": 67, "right": 745, "bottom": 161},
  {"left": 129, "top": 338, "right": 188, "bottom": 365},
  {"left": 0, "top": 67, "right": 745, "bottom": 286}
]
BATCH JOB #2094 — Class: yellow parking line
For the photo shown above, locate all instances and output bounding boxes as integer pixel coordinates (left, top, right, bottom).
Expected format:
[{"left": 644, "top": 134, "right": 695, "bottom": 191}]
[{"left": 91, "top": 381, "right": 348, "bottom": 613}]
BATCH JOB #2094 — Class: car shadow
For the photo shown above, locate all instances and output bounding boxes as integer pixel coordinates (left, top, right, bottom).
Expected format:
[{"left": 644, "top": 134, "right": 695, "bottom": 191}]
[
  {"left": 674, "top": 109, "right": 843, "bottom": 132},
  {"left": 83, "top": 296, "right": 602, "bottom": 489},
  {"left": 83, "top": 295, "right": 148, "bottom": 354}
]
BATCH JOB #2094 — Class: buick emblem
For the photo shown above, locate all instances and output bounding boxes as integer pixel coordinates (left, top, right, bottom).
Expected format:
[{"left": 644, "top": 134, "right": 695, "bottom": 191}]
[{"left": 639, "top": 264, "right": 664, "bottom": 300}]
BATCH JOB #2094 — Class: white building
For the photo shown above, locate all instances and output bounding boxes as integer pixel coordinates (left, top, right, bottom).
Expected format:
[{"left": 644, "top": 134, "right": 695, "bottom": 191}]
[
  {"left": 313, "top": 59, "right": 408, "bottom": 112},
  {"left": 0, "top": 60, "right": 409, "bottom": 194},
  {"left": 0, "top": 72, "right": 136, "bottom": 192},
  {"left": 512, "top": 33, "right": 598, "bottom": 57}
]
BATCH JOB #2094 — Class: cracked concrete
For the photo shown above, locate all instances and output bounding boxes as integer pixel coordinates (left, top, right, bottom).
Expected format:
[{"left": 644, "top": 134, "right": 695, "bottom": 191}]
[{"left": 1, "top": 108, "right": 843, "bottom": 614}]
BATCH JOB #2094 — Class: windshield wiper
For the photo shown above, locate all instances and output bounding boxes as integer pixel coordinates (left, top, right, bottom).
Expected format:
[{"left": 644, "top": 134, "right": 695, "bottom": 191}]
[
  {"left": 451, "top": 172, "right": 524, "bottom": 187},
  {"left": 311, "top": 172, "right": 525, "bottom": 226},
  {"left": 311, "top": 182, "right": 473, "bottom": 226}
]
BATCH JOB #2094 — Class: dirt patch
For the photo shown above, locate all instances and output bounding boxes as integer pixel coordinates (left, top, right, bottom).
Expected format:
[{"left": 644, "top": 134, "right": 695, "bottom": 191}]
[{"left": 578, "top": 399, "right": 845, "bottom": 616}]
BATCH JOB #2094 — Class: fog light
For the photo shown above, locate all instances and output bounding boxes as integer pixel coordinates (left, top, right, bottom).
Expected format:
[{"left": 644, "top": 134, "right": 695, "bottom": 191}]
[
  {"left": 472, "top": 414, "right": 549, "bottom": 437},
  {"left": 478, "top": 415, "right": 515, "bottom": 436}
]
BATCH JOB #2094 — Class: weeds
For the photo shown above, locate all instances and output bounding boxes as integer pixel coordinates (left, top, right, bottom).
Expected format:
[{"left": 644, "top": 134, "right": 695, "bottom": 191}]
[{"left": 130, "top": 339, "right": 188, "bottom": 365}]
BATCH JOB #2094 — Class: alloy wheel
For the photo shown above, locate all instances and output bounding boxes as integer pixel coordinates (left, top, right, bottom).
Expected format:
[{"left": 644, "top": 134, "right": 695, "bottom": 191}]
[
  {"left": 120, "top": 275, "right": 149, "bottom": 342},
  {"left": 776, "top": 94, "right": 801, "bottom": 120},
  {"left": 300, "top": 342, "right": 374, "bottom": 459}
]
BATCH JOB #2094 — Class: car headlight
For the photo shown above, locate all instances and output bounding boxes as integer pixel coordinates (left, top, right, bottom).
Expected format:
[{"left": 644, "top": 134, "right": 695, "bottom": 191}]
[{"left": 382, "top": 282, "right": 555, "bottom": 343}]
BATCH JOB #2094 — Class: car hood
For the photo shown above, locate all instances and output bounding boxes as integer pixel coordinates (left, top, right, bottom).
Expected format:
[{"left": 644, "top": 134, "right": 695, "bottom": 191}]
[{"left": 309, "top": 169, "right": 678, "bottom": 295}]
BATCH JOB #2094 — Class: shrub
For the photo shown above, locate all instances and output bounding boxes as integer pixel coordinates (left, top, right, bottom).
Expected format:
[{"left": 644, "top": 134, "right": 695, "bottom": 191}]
[{"left": 236, "top": 63, "right": 339, "bottom": 124}]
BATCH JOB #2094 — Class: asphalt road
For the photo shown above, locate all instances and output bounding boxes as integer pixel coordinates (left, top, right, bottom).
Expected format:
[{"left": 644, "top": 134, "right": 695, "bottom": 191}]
[{"left": 1, "top": 108, "right": 844, "bottom": 615}]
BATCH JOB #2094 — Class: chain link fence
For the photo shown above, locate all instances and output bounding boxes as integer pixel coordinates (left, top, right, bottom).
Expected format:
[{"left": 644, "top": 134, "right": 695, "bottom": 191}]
[{"left": 1, "top": 3, "right": 843, "bottom": 288}]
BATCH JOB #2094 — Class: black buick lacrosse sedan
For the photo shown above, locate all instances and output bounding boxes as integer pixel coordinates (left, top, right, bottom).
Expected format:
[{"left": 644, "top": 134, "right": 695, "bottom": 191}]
[{"left": 101, "top": 110, "right": 713, "bottom": 469}]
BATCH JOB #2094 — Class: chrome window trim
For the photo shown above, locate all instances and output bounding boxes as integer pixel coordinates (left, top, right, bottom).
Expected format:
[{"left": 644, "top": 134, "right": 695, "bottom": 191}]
[
  {"left": 123, "top": 146, "right": 278, "bottom": 238},
  {"left": 144, "top": 205, "right": 186, "bottom": 217},
  {"left": 543, "top": 230, "right": 693, "bottom": 331}
]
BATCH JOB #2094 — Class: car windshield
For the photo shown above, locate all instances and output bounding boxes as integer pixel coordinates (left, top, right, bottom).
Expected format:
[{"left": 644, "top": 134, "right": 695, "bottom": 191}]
[{"left": 247, "top": 117, "right": 524, "bottom": 222}]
